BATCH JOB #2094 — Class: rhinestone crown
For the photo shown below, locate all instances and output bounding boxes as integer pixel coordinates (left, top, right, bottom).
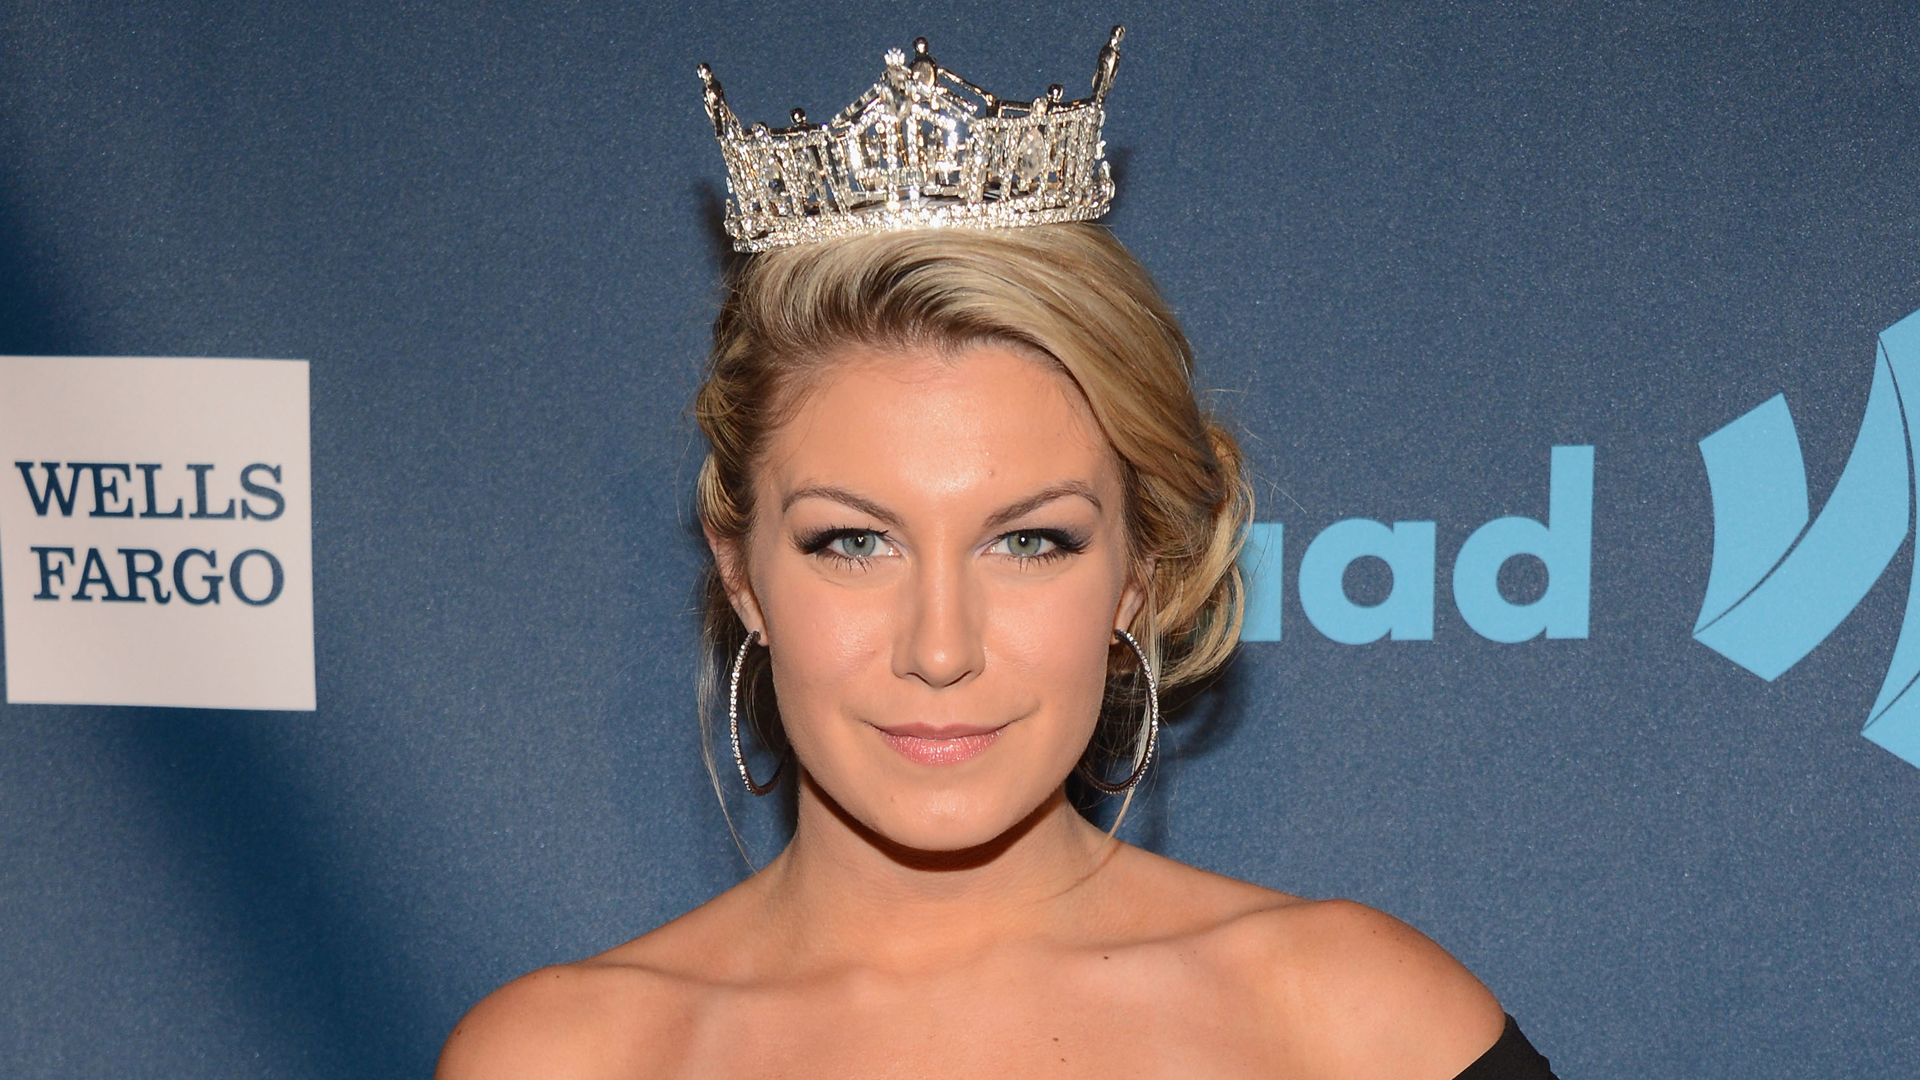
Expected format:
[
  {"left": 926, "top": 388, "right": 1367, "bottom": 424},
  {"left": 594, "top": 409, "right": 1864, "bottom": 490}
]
[{"left": 698, "top": 27, "right": 1124, "bottom": 253}]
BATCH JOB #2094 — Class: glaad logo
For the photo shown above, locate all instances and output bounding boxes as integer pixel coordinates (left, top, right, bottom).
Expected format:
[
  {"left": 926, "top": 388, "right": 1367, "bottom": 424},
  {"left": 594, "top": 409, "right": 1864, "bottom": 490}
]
[
  {"left": 1693, "top": 308, "right": 1920, "bottom": 769},
  {"left": 1237, "top": 446, "right": 1595, "bottom": 645}
]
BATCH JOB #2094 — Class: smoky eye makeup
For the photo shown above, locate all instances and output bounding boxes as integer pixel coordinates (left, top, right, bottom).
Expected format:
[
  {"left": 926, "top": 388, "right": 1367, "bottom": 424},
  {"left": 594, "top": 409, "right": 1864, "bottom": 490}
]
[
  {"left": 795, "top": 525, "right": 894, "bottom": 564},
  {"left": 990, "top": 526, "right": 1091, "bottom": 563},
  {"left": 794, "top": 523, "right": 1094, "bottom": 566}
]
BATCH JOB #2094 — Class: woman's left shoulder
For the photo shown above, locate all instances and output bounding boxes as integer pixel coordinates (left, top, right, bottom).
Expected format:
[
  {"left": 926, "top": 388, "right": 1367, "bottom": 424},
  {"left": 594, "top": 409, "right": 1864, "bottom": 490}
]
[
  {"left": 1110, "top": 849, "right": 1504, "bottom": 1077},
  {"left": 1215, "top": 896, "right": 1508, "bottom": 1078}
]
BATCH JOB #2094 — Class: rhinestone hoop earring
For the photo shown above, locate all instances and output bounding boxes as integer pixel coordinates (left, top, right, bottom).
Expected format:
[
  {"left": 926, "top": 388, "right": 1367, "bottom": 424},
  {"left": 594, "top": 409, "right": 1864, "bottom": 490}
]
[
  {"left": 1077, "top": 628, "right": 1161, "bottom": 795},
  {"left": 728, "top": 630, "right": 787, "bottom": 796}
]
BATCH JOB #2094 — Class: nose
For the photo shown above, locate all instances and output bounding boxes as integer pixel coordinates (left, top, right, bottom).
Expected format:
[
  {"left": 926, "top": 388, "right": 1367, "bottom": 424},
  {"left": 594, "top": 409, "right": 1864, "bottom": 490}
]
[{"left": 894, "top": 549, "right": 984, "bottom": 689}]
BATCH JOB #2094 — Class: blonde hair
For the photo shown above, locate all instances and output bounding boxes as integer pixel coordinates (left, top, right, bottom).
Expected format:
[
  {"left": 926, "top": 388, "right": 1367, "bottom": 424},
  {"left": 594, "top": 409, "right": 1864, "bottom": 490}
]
[{"left": 693, "top": 223, "right": 1250, "bottom": 796}]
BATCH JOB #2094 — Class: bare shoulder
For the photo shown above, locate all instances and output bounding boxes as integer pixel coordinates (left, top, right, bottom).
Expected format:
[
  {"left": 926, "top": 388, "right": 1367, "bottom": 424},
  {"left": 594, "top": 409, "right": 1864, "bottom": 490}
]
[
  {"left": 1104, "top": 847, "right": 1502, "bottom": 1078},
  {"left": 434, "top": 888, "right": 759, "bottom": 1080},
  {"left": 1223, "top": 898, "right": 1506, "bottom": 1079},
  {"left": 434, "top": 958, "right": 694, "bottom": 1080},
  {"left": 1101, "top": 841, "right": 1312, "bottom": 927}
]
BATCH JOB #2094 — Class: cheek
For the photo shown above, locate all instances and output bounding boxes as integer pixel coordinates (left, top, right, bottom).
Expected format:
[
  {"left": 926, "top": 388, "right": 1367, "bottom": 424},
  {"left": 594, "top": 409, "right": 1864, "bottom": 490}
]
[
  {"left": 987, "top": 572, "right": 1124, "bottom": 723},
  {"left": 750, "top": 557, "right": 891, "bottom": 722}
]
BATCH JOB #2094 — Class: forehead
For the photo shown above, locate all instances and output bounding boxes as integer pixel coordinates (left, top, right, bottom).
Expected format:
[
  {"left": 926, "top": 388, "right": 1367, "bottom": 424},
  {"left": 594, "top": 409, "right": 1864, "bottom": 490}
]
[{"left": 759, "top": 341, "right": 1117, "bottom": 509}]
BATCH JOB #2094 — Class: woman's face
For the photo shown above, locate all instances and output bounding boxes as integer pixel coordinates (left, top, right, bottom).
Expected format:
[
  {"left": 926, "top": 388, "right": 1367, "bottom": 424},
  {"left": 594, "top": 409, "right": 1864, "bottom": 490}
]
[{"left": 721, "top": 341, "right": 1143, "bottom": 853}]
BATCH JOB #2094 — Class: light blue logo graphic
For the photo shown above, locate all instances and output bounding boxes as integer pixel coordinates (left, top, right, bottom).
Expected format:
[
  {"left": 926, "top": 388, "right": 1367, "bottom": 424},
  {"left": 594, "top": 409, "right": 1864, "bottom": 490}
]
[
  {"left": 1240, "top": 522, "right": 1285, "bottom": 643},
  {"left": 1300, "top": 519, "right": 1437, "bottom": 643},
  {"left": 1694, "top": 307, "right": 1920, "bottom": 768},
  {"left": 1237, "top": 446, "right": 1594, "bottom": 645}
]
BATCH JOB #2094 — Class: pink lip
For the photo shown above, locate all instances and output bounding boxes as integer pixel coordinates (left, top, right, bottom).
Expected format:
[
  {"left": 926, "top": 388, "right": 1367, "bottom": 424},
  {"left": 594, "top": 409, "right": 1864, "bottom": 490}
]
[{"left": 875, "top": 722, "right": 1007, "bottom": 766}]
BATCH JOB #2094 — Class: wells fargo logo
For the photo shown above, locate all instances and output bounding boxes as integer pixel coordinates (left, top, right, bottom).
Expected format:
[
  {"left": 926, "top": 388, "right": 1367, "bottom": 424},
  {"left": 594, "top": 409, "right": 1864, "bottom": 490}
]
[
  {"left": 0, "top": 357, "right": 313, "bottom": 711},
  {"left": 16, "top": 461, "right": 290, "bottom": 606}
]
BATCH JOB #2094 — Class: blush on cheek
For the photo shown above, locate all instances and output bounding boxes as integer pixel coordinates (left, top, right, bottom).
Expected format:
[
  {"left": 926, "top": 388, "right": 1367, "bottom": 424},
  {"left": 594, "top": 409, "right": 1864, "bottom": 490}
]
[
  {"left": 989, "top": 581, "right": 1118, "bottom": 712},
  {"left": 762, "top": 600, "right": 891, "bottom": 750},
  {"left": 751, "top": 539, "right": 891, "bottom": 665}
]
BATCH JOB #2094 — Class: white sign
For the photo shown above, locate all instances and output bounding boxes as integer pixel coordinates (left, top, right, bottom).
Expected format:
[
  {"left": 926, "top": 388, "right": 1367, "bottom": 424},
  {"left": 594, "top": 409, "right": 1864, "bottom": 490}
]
[{"left": 0, "top": 357, "right": 313, "bottom": 710}]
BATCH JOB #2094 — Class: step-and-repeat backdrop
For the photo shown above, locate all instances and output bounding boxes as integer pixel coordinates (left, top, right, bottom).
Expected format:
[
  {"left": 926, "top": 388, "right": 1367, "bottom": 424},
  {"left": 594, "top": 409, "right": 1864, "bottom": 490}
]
[{"left": 3, "top": 2, "right": 1916, "bottom": 1076}]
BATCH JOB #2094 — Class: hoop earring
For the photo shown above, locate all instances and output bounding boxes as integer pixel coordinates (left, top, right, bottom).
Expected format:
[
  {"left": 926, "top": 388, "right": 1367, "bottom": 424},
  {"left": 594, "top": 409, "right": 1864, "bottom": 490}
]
[
  {"left": 1077, "top": 628, "right": 1161, "bottom": 795},
  {"left": 728, "top": 630, "right": 787, "bottom": 796}
]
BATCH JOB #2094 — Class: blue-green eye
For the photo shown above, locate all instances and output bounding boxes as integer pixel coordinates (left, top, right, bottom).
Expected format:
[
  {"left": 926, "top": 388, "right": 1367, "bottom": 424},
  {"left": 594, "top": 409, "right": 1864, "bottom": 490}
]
[
  {"left": 829, "top": 531, "right": 885, "bottom": 558},
  {"left": 1000, "top": 531, "right": 1057, "bottom": 558}
]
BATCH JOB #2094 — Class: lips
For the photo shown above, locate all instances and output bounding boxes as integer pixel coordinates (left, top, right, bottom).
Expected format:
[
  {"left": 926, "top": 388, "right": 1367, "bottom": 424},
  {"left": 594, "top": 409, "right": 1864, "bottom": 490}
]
[{"left": 875, "top": 722, "right": 1007, "bottom": 766}]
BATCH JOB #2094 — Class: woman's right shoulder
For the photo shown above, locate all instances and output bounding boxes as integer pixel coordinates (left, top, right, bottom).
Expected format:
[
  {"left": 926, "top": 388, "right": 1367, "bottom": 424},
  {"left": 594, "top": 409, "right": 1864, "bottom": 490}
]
[
  {"left": 433, "top": 952, "right": 700, "bottom": 1080},
  {"left": 436, "top": 884, "right": 764, "bottom": 1079}
]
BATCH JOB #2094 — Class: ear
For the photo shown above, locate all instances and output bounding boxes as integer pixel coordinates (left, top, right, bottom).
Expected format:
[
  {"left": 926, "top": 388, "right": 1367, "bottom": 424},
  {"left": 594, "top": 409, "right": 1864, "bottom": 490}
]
[
  {"left": 1113, "top": 556, "right": 1154, "bottom": 633},
  {"left": 704, "top": 521, "right": 771, "bottom": 645}
]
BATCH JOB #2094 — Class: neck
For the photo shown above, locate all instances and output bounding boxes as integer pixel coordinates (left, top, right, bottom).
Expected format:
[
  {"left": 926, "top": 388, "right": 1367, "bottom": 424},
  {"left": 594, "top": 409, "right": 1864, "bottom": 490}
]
[{"left": 751, "top": 773, "right": 1117, "bottom": 971}]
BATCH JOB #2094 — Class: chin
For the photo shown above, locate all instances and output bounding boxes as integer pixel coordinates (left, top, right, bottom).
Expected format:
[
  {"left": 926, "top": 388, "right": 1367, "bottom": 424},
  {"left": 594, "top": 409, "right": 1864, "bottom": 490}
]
[{"left": 834, "top": 777, "right": 1052, "bottom": 855}]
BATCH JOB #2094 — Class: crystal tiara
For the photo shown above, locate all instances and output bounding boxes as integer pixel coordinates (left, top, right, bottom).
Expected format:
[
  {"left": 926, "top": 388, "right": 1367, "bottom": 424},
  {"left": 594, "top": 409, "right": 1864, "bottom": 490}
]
[{"left": 697, "top": 27, "right": 1124, "bottom": 253}]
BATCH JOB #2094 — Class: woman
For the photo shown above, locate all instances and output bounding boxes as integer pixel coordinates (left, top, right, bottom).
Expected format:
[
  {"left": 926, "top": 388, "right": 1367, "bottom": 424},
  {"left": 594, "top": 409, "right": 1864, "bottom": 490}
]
[{"left": 440, "top": 30, "right": 1555, "bottom": 1079}]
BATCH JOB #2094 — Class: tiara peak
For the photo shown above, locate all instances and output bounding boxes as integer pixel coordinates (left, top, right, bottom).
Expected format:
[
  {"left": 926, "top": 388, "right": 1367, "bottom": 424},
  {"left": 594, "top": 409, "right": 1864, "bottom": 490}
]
[{"left": 698, "top": 27, "right": 1124, "bottom": 253}]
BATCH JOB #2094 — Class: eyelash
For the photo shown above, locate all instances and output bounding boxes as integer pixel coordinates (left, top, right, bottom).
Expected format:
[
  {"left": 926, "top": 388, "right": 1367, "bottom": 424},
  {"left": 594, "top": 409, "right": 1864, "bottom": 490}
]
[
  {"left": 988, "top": 528, "right": 1088, "bottom": 565},
  {"left": 798, "top": 527, "right": 895, "bottom": 568},
  {"left": 796, "top": 527, "right": 1089, "bottom": 568}
]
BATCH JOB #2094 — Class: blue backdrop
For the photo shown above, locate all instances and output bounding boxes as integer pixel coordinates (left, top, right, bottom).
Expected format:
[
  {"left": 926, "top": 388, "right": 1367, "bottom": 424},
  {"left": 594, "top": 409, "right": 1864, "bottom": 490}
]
[{"left": 4, "top": 2, "right": 1919, "bottom": 1076}]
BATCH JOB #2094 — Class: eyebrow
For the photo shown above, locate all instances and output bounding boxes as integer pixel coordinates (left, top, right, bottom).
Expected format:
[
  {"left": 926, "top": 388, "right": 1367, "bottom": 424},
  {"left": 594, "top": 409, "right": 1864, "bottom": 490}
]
[
  {"left": 779, "top": 481, "right": 1103, "bottom": 533},
  {"left": 781, "top": 485, "right": 903, "bottom": 528},
  {"left": 983, "top": 481, "right": 1104, "bottom": 531}
]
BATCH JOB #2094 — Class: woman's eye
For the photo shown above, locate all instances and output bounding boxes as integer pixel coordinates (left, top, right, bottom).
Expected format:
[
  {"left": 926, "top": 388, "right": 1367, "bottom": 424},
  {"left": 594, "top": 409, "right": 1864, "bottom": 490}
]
[
  {"left": 1000, "top": 531, "right": 1057, "bottom": 558},
  {"left": 828, "top": 531, "right": 885, "bottom": 558}
]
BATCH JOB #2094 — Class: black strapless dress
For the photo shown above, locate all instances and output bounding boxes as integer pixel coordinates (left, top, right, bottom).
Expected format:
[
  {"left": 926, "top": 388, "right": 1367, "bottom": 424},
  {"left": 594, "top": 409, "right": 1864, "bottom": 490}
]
[{"left": 1454, "top": 1015, "right": 1556, "bottom": 1079}]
